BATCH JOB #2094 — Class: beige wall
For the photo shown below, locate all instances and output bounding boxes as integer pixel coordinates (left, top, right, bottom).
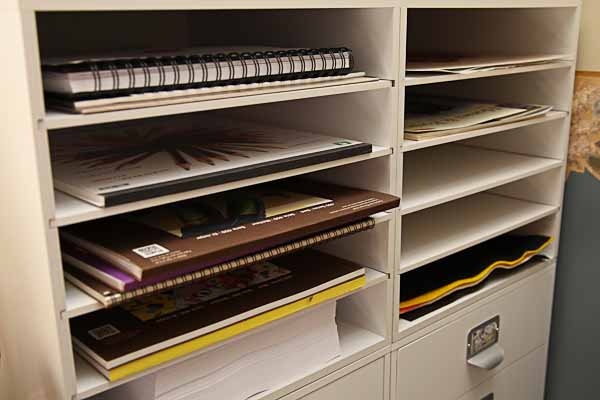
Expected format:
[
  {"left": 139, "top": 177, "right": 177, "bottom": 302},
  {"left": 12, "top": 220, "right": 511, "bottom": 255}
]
[{"left": 577, "top": 0, "right": 600, "bottom": 71}]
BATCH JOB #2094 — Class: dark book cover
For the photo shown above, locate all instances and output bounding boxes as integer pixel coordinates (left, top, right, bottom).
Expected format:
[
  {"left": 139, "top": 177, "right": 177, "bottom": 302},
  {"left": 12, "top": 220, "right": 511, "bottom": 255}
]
[
  {"left": 70, "top": 249, "right": 363, "bottom": 368},
  {"left": 62, "top": 180, "right": 399, "bottom": 280}
]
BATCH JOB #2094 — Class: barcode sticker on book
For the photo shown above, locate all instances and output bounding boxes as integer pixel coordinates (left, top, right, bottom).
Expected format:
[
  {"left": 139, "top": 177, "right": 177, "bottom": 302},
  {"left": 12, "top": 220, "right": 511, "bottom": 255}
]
[
  {"left": 132, "top": 244, "right": 170, "bottom": 259},
  {"left": 88, "top": 324, "right": 120, "bottom": 340}
]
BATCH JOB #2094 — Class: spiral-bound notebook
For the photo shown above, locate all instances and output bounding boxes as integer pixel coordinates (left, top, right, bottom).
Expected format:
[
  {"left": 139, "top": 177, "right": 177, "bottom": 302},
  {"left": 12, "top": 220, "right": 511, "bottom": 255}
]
[
  {"left": 60, "top": 180, "right": 398, "bottom": 283},
  {"left": 43, "top": 46, "right": 360, "bottom": 113},
  {"left": 63, "top": 218, "right": 376, "bottom": 307}
]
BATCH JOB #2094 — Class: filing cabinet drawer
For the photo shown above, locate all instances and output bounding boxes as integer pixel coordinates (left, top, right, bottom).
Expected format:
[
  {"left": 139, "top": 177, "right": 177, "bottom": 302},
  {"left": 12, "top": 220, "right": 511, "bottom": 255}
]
[
  {"left": 288, "top": 357, "right": 386, "bottom": 400},
  {"left": 395, "top": 264, "right": 554, "bottom": 400},
  {"left": 457, "top": 346, "right": 547, "bottom": 400}
]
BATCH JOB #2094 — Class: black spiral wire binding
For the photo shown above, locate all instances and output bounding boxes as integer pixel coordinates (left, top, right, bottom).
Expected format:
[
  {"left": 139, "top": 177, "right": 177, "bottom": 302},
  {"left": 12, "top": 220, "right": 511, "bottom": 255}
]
[
  {"left": 316, "top": 49, "right": 329, "bottom": 78},
  {"left": 324, "top": 48, "right": 338, "bottom": 77},
  {"left": 262, "top": 51, "right": 279, "bottom": 82},
  {"left": 188, "top": 55, "right": 205, "bottom": 88},
  {"left": 258, "top": 52, "right": 271, "bottom": 82},
  {"left": 166, "top": 57, "right": 180, "bottom": 89},
  {"left": 295, "top": 49, "right": 308, "bottom": 79},
  {"left": 330, "top": 48, "right": 338, "bottom": 72},
  {"left": 344, "top": 47, "right": 355, "bottom": 73},
  {"left": 276, "top": 50, "right": 289, "bottom": 80},
  {"left": 284, "top": 50, "right": 295, "bottom": 78},
  {"left": 181, "top": 56, "right": 195, "bottom": 88},
  {"left": 137, "top": 59, "right": 151, "bottom": 91},
  {"left": 302, "top": 48, "right": 318, "bottom": 77},
  {"left": 72, "top": 47, "right": 353, "bottom": 98},
  {"left": 123, "top": 61, "right": 136, "bottom": 90},
  {"left": 106, "top": 62, "right": 119, "bottom": 91},
  {"left": 222, "top": 53, "right": 237, "bottom": 83},
  {"left": 89, "top": 62, "right": 101, "bottom": 93},
  {"left": 149, "top": 57, "right": 166, "bottom": 92},
  {"left": 201, "top": 54, "right": 220, "bottom": 87},
  {"left": 240, "top": 52, "right": 256, "bottom": 83}
]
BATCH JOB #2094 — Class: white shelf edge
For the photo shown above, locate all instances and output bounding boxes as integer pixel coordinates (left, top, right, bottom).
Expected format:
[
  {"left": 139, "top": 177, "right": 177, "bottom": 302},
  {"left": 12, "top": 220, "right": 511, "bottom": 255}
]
[
  {"left": 51, "top": 146, "right": 392, "bottom": 228},
  {"left": 73, "top": 271, "right": 389, "bottom": 399},
  {"left": 22, "top": 0, "right": 580, "bottom": 11},
  {"left": 362, "top": 268, "right": 389, "bottom": 290},
  {"left": 24, "top": 0, "right": 396, "bottom": 12},
  {"left": 395, "top": 258, "right": 555, "bottom": 346},
  {"left": 63, "top": 282, "right": 104, "bottom": 319},
  {"left": 404, "top": 0, "right": 580, "bottom": 8},
  {"left": 404, "top": 60, "right": 573, "bottom": 87},
  {"left": 401, "top": 147, "right": 564, "bottom": 215},
  {"left": 44, "top": 79, "right": 392, "bottom": 130},
  {"left": 399, "top": 194, "right": 560, "bottom": 274},
  {"left": 401, "top": 110, "right": 568, "bottom": 152}
]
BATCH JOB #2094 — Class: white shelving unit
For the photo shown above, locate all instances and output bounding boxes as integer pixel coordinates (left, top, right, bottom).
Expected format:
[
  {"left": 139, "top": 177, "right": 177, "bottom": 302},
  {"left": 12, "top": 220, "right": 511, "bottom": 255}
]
[{"left": 0, "top": 1, "right": 580, "bottom": 400}]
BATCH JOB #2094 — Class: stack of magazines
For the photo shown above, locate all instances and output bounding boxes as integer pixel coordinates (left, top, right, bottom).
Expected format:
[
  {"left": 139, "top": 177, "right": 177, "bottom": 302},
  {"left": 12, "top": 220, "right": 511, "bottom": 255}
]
[
  {"left": 406, "top": 54, "right": 568, "bottom": 75},
  {"left": 42, "top": 46, "right": 367, "bottom": 114},
  {"left": 404, "top": 96, "right": 553, "bottom": 141},
  {"left": 63, "top": 179, "right": 400, "bottom": 380}
]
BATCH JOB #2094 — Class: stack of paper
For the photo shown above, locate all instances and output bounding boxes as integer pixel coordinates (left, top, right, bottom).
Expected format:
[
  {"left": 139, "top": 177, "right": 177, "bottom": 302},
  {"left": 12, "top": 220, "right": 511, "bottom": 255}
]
[
  {"left": 154, "top": 302, "right": 340, "bottom": 400},
  {"left": 404, "top": 96, "right": 553, "bottom": 141},
  {"left": 406, "top": 54, "right": 569, "bottom": 75},
  {"left": 70, "top": 249, "right": 365, "bottom": 381}
]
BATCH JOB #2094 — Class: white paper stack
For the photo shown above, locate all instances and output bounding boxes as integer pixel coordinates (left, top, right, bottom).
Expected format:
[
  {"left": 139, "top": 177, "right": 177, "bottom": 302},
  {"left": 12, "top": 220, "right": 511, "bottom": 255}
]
[{"left": 154, "top": 302, "right": 341, "bottom": 400}]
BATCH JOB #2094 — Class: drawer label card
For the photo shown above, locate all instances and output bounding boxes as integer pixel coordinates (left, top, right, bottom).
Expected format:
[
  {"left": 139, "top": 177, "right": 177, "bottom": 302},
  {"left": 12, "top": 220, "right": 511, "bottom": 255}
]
[{"left": 467, "top": 316, "right": 500, "bottom": 359}]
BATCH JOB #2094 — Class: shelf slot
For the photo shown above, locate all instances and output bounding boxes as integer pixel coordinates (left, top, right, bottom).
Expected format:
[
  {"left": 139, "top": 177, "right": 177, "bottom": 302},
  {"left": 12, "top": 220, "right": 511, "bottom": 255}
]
[
  {"left": 400, "top": 193, "right": 559, "bottom": 274},
  {"left": 401, "top": 110, "right": 568, "bottom": 152},
  {"left": 401, "top": 144, "right": 563, "bottom": 215},
  {"left": 64, "top": 226, "right": 391, "bottom": 319},
  {"left": 51, "top": 146, "right": 392, "bottom": 228},
  {"left": 44, "top": 79, "right": 392, "bottom": 130},
  {"left": 397, "top": 258, "right": 555, "bottom": 341},
  {"left": 404, "top": 61, "right": 572, "bottom": 87},
  {"left": 72, "top": 276, "right": 387, "bottom": 399}
]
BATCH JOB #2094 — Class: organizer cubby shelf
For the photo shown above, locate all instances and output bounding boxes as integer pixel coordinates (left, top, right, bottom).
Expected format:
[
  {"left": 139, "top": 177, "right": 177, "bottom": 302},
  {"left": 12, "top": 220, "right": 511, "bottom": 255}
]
[{"left": 1, "top": 1, "right": 580, "bottom": 400}]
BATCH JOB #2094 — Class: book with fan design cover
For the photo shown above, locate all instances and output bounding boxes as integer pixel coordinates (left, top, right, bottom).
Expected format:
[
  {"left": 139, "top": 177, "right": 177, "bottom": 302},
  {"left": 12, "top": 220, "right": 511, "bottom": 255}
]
[{"left": 50, "top": 117, "right": 372, "bottom": 206}]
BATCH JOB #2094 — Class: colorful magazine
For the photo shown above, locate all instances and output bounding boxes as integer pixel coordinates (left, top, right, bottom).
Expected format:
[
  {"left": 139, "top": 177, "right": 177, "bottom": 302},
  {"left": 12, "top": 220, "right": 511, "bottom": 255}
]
[{"left": 70, "top": 249, "right": 365, "bottom": 380}]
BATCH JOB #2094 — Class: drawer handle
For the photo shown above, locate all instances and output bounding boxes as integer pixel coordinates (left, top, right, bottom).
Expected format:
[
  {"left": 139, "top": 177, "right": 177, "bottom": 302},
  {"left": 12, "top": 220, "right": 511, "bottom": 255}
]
[{"left": 467, "top": 343, "right": 505, "bottom": 370}]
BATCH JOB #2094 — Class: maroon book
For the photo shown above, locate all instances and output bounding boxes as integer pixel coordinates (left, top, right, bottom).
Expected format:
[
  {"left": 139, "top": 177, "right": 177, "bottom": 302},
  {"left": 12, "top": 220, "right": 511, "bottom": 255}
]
[{"left": 61, "top": 180, "right": 399, "bottom": 281}]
